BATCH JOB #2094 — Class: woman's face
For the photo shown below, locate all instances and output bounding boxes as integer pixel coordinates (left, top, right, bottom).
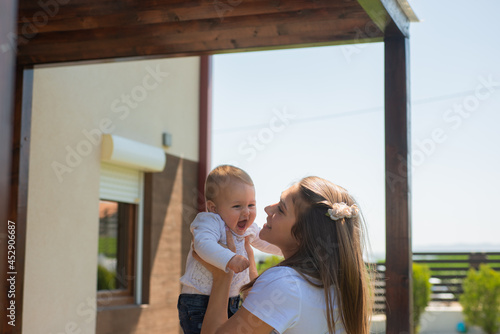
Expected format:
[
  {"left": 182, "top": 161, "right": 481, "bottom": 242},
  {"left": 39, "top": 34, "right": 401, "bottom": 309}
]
[{"left": 259, "top": 185, "right": 300, "bottom": 258}]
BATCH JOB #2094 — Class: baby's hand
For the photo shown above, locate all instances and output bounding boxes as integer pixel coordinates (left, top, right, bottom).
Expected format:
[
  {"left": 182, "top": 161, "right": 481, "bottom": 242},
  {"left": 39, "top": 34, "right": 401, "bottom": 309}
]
[{"left": 227, "top": 255, "right": 250, "bottom": 273}]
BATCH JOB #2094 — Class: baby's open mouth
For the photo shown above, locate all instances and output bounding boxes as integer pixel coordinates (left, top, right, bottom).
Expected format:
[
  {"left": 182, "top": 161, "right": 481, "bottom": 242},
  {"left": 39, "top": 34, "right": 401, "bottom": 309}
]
[{"left": 237, "top": 220, "right": 247, "bottom": 229}]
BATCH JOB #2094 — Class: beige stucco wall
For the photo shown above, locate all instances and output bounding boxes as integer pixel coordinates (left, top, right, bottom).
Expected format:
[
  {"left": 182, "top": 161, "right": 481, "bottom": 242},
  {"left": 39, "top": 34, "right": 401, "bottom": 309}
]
[{"left": 23, "top": 57, "right": 200, "bottom": 334}]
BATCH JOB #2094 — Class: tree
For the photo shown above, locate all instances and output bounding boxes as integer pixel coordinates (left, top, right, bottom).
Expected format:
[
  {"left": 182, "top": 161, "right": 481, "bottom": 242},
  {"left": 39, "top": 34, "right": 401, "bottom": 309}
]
[
  {"left": 257, "top": 255, "right": 283, "bottom": 274},
  {"left": 460, "top": 265, "right": 500, "bottom": 334},
  {"left": 413, "top": 263, "right": 431, "bottom": 333}
]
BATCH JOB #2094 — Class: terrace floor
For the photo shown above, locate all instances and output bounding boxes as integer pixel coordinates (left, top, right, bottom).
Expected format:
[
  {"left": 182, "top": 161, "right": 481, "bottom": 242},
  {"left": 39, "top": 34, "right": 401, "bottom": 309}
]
[{"left": 371, "top": 302, "right": 499, "bottom": 334}]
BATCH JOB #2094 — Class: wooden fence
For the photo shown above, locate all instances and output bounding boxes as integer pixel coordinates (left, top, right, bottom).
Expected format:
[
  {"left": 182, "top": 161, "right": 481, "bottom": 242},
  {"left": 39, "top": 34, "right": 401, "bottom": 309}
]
[{"left": 372, "top": 252, "right": 500, "bottom": 314}]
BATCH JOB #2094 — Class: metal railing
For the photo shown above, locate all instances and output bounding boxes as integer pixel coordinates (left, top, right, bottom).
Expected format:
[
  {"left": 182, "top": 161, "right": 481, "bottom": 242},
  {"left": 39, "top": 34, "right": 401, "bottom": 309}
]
[{"left": 371, "top": 252, "right": 500, "bottom": 314}]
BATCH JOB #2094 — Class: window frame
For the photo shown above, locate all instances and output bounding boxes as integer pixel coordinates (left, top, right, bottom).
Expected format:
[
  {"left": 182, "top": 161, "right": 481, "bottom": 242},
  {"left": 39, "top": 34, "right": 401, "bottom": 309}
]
[
  {"left": 97, "top": 201, "right": 137, "bottom": 307},
  {"left": 97, "top": 164, "right": 145, "bottom": 308}
]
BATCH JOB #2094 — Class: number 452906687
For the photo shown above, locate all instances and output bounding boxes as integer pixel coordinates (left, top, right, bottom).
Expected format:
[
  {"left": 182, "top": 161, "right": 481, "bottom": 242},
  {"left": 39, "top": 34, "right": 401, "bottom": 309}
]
[{"left": 7, "top": 221, "right": 15, "bottom": 270}]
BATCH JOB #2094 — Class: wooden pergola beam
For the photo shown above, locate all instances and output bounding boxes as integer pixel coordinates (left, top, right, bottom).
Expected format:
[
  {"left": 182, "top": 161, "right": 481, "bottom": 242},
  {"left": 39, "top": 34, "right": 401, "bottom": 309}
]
[
  {"left": 4, "top": 66, "right": 33, "bottom": 334},
  {"left": 384, "top": 34, "right": 413, "bottom": 333},
  {"left": 358, "top": 0, "right": 416, "bottom": 37},
  {"left": 357, "top": 1, "right": 414, "bottom": 332},
  {"left": 2, "top": 1, "right": 415, "bottom": 333},
  {"left": 0, "top": 1, "right": 17, "bottom": 234},
  {"left": 18, "top": 0, "right": 367, "bottom": 33},
  {"left": 198, "top": 55, "right": 212, "bottom": 212},
  {"left": 16, "top": 0, "right": 383, "bottom": 65},
  {"left": 0, "top": 1, "right": 18, "bottom": 333}
]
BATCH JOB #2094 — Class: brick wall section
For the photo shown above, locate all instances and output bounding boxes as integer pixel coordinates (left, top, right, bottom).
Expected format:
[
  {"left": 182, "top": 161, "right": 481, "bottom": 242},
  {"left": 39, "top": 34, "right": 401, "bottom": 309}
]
[{"left": 96, "top": 153, "right": 198, "bottom": 333}]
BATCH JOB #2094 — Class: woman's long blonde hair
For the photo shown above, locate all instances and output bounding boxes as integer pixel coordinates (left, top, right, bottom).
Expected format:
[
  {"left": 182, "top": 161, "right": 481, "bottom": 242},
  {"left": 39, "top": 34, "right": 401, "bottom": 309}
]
[{"left": 242, "top": 176, "right": 373, "bottom": 334}]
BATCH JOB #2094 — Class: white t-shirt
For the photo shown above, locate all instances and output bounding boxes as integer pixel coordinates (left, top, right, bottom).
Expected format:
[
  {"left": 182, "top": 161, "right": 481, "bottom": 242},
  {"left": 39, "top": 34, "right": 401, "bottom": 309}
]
[
  {"left": 243, "top": 266, "right": 344, "bottom": 334},
  {"left": 180, "top": 212, "right": 282, "bottom": 297}
]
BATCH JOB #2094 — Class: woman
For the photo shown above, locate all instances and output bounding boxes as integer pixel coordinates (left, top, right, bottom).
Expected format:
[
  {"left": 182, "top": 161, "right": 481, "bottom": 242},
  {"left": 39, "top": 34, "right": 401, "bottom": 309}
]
[{"left": 196, "top": 176, "right": 373, "bottom": 334}]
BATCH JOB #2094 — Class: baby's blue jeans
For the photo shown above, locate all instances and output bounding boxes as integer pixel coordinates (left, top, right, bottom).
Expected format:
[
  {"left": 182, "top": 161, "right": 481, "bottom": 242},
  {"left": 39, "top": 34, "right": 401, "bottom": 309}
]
[{"left": 177, "top": 293, "right": 241, "bottom": 334}]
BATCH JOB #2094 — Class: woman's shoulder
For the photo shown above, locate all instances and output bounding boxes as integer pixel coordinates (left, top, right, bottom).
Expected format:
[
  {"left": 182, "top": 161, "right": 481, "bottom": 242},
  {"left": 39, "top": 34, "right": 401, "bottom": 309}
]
[
  {"left": 247, "top": 267, "right": 303, "bottom": 310},
  {"left": 260, "top": 266, "right": 323, "bottom": 289},
  {"left": 259, "top": 266, "right": 302, "bottom": 283}
]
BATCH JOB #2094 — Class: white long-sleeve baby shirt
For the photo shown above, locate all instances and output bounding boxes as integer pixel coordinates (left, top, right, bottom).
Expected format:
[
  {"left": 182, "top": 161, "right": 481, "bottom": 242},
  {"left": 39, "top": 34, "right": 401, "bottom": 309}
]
[{"left": 179, "top": 212, "right": 282, "bottom": 297}]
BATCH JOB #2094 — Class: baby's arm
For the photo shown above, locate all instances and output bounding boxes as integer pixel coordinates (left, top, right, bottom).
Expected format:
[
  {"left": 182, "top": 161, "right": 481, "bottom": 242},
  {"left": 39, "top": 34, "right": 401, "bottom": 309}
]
[
  {"left": 191, "top": 214, "right": 237, "bottom": 272},
  {"left": 248, "top": 223, "right": 283, "bottom": 257}
]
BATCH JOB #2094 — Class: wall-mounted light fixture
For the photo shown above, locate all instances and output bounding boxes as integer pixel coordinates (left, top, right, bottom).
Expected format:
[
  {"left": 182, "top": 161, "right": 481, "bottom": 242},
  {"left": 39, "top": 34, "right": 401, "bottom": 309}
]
[{"left": 162, "top": 132, "right": 172, "bottom": 148}]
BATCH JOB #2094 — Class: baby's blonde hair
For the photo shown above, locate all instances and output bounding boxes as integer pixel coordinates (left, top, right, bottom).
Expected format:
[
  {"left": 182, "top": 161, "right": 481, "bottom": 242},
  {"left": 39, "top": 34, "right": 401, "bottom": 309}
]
[{"left": 205, "top": 165, "right": 254, "bottom": 202}]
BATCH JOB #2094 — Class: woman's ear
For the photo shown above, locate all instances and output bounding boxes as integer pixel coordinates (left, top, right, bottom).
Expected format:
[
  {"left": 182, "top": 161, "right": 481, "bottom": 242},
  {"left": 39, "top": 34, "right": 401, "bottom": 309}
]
[{"left": 206, "top": 200, "right": 217, "bottom": 213}]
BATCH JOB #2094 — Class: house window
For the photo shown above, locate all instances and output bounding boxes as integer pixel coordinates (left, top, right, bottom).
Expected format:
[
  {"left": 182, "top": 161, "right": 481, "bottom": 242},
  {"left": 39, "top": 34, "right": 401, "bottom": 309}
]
[
  {"left": 98, "top": 162, "right": 144, "bottom": 307},
  {"left": 97, "top": 200, "right": 137, "bottom": 305}
]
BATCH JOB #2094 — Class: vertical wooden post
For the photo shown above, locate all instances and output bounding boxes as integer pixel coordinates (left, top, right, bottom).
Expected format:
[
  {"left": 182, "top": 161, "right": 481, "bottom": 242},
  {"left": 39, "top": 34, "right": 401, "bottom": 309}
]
[
  {"left": 469, "top": 253, "right": 487, "bottom": 270},
  {"left": 0, "top": 0, "right": 17, "bottom": 225},
  {"left": 3, "top": 66, "right": 33, "bottom": 334},
  {"left": 1, "top": 2, "right": 18, "bottom": 331},
  {"left": 385, "top": 35, "right": 413, "bottom": 333},
  {"left": 198, "top": 55, "right": 212, "bottom": 212}
]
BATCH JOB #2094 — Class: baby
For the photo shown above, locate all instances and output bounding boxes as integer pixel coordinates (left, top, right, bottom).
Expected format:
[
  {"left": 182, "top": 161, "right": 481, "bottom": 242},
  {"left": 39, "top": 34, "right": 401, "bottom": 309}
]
[{"left": 178, "top": 165, "right": 282, "bottom": 334}]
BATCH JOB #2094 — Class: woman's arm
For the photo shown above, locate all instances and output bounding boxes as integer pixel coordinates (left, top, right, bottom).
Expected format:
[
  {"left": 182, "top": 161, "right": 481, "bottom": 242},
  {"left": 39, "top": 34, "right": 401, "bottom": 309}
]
[
  {"left": 206, "top": 307, "right": 274, "bottom": 334},
  {"left": 199, "top": 275, "right": 274, "bottom": 334},
  {"left": 200, "top": 267, "right": 233, "bottom": 333},
  {"left": 195, "top": 229, "right": 274, "bottom": 334}
]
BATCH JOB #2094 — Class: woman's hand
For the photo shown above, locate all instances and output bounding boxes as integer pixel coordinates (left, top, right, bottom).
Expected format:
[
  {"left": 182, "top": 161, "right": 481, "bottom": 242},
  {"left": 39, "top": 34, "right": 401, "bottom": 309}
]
[{"left": 245, "top": 236, "right": 259, "bottom": 281}]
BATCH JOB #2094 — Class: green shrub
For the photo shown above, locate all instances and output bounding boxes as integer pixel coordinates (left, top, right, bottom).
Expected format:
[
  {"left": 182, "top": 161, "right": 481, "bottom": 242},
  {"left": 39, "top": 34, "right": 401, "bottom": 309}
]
[
  {"left": 98, "top": 237, "right": 117, "bottom": 257},
  {"left": 97, "top": 265, "right": 116, "bottom": 290},
  {"left": 257, "top": 255, "right": 283, "bottom": 274},
  {"left": 413, "top": 263, "right": 431, "bottom": 333},
  {"left": 460, "top": 265, "right": 500, "bottom": 334}
]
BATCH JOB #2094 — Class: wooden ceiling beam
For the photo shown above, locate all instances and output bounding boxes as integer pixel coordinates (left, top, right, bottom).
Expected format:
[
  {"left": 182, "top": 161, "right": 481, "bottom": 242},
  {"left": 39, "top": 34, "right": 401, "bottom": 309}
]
[
  {"left": 357, "top": 0, "right": 414, "bottom": 37},
  {"left": 18, "top": 0, "right": 359, "bottom": 33},
  {"left": 17, "top": 0, "right": 382, "bottom": 65}
]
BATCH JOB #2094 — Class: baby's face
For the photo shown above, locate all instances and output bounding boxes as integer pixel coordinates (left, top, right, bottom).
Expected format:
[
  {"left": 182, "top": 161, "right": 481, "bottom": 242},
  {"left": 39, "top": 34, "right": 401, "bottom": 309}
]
[{"left": 212, "top": 182, "right": 256, "bottom": 235}]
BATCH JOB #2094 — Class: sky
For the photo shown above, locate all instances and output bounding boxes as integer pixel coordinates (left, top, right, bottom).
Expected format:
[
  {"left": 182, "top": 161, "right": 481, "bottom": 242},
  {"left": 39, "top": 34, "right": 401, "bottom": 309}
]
[{"left": 210, "top": 0, "right": 500, "bottom": 260}]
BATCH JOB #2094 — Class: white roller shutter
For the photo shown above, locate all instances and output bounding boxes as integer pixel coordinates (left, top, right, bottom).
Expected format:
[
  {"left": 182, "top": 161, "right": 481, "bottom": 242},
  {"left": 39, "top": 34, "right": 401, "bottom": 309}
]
[{"left": 100, "top": 162, "right": 142, "bottom": 204}]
